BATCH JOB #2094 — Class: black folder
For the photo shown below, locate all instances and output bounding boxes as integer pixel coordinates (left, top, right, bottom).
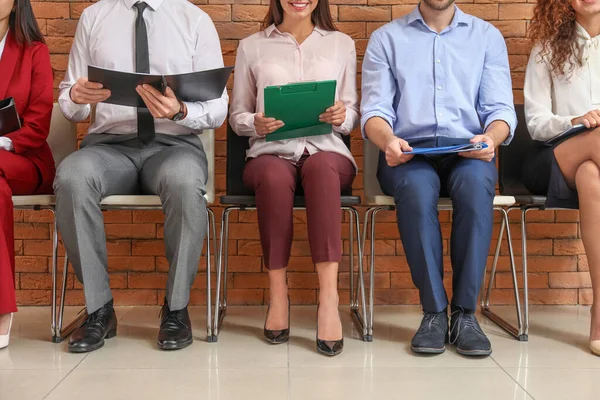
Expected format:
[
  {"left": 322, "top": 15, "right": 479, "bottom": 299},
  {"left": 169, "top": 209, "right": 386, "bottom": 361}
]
[
  {"left": 545, "top": 124, "right": 588, "bottom": 146},
  {"left": 87, "top": 65, "right": 234, "bottom": 108},
  {"left": 0, "top": 98, "right": 21, "bottom": 136}
]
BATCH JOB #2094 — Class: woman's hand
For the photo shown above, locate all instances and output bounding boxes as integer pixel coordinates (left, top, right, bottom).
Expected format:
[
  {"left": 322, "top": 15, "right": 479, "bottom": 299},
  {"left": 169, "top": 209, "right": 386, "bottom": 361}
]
[
  {"left": 319, "top": 101, "right": 346, "bottom": 126},
  {"left": 572, "top": 110, "right": 600, "bottom": 129},
  {"left": 254, "top": 113, "right": 284, "bottom": 136}
]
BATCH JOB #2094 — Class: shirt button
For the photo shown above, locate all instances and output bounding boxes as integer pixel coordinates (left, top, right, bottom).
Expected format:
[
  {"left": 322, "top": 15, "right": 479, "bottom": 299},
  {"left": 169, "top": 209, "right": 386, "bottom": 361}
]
[
  {"left": 436, "top": 59, "right": 441, "bottom": 63},
  {"left": 437, "top": 86, "right": 442, "bottom": 90},
  {"left": 438, "top": 112, "right": 443, "bottom": 117}
]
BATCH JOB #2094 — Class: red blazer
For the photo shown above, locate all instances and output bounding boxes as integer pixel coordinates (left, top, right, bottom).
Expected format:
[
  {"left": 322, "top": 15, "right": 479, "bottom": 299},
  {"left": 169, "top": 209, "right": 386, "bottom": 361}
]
[{"left": 0, "top": 31, "right": 55, "bottom": 194}]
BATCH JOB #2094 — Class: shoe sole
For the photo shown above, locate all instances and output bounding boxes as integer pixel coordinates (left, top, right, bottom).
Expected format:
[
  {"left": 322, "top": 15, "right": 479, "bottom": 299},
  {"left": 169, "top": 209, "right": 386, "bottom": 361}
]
[
  {"left": 456, "top": 347, "right": 492, "bottom": 357},
  {"left": 157, "top": 338, "right": 193, "bottom": 351},
  {"left": 316, "top": 346, "right": 343, "bottom": 357},
  {"left": 68, "top": 328, "right": 117, "bottom": 354},
  {"left": 411, "top": 345, "right": 446, "bottom": 355},
  {"left": 264, "top": 337, "right": 289, "bottom": 345}
]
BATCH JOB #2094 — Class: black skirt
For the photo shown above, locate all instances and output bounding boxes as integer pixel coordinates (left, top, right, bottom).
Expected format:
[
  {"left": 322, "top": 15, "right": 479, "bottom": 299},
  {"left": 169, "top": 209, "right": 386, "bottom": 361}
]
[{"left": 522, "top": 142, "right": 579, "bottom": 209}]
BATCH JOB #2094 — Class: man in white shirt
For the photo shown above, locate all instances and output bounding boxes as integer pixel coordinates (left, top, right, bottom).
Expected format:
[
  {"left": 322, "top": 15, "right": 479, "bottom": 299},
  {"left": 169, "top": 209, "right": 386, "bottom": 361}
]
[{"left": 55, "top": 0, "right": 228, "bottom": 353}]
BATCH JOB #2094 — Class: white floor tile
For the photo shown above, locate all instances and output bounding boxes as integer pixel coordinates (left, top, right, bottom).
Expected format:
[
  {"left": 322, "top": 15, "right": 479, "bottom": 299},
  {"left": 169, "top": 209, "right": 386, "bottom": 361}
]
[
  {"left": 45, "top": 368, "right": 290, "bottom": 400},
  {"left": 289, "top": 367, "right": 531, "bottom": 400},
  {"left": 506, "top": 368, "right": 600, "bottom": 400},
  {"left": 0, "top": 370, "right": 67, "bottom": 400}
]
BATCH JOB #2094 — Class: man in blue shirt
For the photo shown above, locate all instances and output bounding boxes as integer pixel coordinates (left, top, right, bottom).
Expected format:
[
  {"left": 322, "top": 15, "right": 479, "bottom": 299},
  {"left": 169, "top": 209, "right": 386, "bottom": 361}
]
[{"left": 361, "top": 0, "right": 516, "bottom": 357}]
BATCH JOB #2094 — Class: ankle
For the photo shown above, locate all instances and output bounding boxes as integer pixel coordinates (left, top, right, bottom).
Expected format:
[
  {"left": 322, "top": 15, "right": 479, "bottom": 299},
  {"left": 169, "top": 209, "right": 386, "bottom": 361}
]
[{"left": 319, "top": 291, "right": 339, "bottom": 306}]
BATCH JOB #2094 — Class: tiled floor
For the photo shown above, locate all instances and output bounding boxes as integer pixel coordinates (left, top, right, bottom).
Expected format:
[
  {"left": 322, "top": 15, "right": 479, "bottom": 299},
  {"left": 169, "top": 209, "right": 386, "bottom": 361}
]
[{"left": 1, "top": 305, "right": 599, "bottom": 400}]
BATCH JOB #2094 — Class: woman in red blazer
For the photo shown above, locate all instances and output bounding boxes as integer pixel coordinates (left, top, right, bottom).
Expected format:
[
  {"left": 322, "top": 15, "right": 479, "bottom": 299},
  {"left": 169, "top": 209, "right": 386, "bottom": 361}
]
[{"left": 0, "top": 0, "right": 55, "bottom": 349}]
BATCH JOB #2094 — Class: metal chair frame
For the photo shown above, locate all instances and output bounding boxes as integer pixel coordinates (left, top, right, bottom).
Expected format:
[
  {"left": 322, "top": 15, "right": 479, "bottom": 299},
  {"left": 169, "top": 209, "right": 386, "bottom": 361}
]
[
  {"left": 211, "top": 204, "right": 371, "bottom": 342},
  {"left": 361, "top": 199, "right": 526, "bottom": 341}
]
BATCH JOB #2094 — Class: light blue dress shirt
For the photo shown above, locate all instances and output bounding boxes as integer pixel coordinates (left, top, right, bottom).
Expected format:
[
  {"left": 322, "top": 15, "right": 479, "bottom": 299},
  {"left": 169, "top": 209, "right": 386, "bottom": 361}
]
[{"left": 360, "top": 6, "right": 516, "bottom": 145}]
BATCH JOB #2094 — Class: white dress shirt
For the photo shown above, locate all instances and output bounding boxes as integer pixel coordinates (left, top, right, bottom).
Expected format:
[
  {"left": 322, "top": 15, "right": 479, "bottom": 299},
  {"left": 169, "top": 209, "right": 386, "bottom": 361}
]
[
  {"left": 229, "top": 25, "right": 359, "bottom": 170},
  {"left": 59, "top": 0, "right": 228, "bottom": 135},
  {"left": 0, "top": 30, "right": 14, "bottom": 151},
  {"left": 525, "top": 23, "right": 600, "bottom": 141}
]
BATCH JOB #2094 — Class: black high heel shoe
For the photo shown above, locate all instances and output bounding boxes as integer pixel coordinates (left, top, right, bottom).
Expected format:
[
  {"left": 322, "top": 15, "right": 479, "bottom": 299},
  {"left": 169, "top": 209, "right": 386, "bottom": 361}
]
[
  {"left": 316, "top": 306, "right": 343, "bottom": 356},
  {"left": 264, "top": 295, "right": 290, "bottom": 344}
]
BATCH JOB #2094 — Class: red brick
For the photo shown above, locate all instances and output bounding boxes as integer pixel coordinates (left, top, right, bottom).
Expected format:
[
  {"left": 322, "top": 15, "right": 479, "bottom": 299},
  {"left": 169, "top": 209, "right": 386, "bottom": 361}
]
[
  {"left": 108, "top": 256, "right": 155, "bottom": 272},
  {"left": 33, "top": 3, "right": 69, "bottom": 19},
  {"left": 15, "top": 256, "right": 48, "bottom": 272},
  {"left": 339, "top": 6, "right": 391, "bottom": 21},
  {"left": 232, "top": 5, "right": 268, "bottom": 21},
  {"left": 128, "top": 273, "right": 168, "bottom": 289},
  {"left": 105, "top": 224, "right": 156, "bottom": 239},
  {"left": 499, "top": 3, "right": 535, "bottom": 19},
  {"left": 15, "top": 223, "right": 49, "bottom": 239},
  {"left": 132, "top": 240, "right": 165, "bottom": 256},
  {"left": 337, "top": 22, "right": 367, "bottom": 38},
  {"left": 215, "top": 22, "right": 261, "bottom": 39},
  {"left": 549, "top": 272, "right": 591, "bottom": 289},
  {"left": 46, "top": 19, "right": 79, "bottom": 36},
  {"left": 554, "top": 239, "right": 585, "bottom": 255},
  {"left": 199, "top": 5, "right": 232, "bottom": 21}
]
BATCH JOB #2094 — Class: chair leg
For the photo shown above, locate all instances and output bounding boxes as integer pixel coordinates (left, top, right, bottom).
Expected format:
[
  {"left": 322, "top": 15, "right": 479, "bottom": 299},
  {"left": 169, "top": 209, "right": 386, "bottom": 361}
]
[
  {"left": 521, "top": 207, "right": 531, "bottom": 339},
  {"left": 348, "top": 208, "right": 356, "bottom": 310},
  {"left": 55, "top": 254, "right": 87, "bottom": 343},
  {"left": 481, "top": 207, "right": 527, "bottom": 341},
  {"left": 212, "top": 206, "right": 236, "bottom": 342},
  {"left": 51, "top": 212, "right": 59, "bottom": 343},
  {"left": 205, "top": 208, "right": 215, "bottom": 341}
]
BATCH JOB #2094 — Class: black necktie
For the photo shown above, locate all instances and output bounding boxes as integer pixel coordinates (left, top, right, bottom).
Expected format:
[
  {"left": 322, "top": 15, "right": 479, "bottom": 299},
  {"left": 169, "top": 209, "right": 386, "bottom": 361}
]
[{"left": 134, "top": 2, "right": 155, "bottom": 144}]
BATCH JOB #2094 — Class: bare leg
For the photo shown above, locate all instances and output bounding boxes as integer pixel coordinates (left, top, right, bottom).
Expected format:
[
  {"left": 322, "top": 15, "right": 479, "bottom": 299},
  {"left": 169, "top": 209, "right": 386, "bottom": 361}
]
[
  {"left": 0, "top": 313, "right": 10, "bottom": 335},
  {"left": 317, "top": 261, "right": 343, "bottom": 340},
  {"left": 265, "top": 268, "right": 289, "bottom": 330},
  {"left": 554, "top": 129, "right": 600, "bottom": 341},
  {"left": 573, "top": 162, "right": 600, "bottom": 340}
]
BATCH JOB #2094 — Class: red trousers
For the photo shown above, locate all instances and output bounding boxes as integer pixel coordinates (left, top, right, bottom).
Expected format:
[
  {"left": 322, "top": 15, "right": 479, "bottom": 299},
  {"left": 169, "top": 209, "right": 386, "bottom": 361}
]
[
  {"left": 0, "top": 151, "right": 40, "bottom": 314},
  {"left": 243, "top": 151, "right": 355, "bottom": 270}
]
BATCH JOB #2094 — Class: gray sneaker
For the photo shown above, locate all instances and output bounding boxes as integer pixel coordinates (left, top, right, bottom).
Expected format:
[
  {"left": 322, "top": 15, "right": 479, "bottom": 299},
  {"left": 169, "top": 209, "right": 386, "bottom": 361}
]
[
  {"left": 411, "top": 311, "right": 448, "bottom": 354},
  {"left": 449, "top": 309, "right": 492, "bottom": 357}
]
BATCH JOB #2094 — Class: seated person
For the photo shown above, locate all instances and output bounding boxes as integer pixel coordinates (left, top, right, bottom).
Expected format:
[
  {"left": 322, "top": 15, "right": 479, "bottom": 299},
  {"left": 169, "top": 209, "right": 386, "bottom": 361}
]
[
  {"left": 229, "top": 0, "right": 359, "bottom": 356},
  {"left": 523, "top": 0, "right": 600, "bottom": 356},
  {"left": 361, "top": 0, "right": 516, "bottom": 357},
  {"left": 55, "top": 0, "right": 228, "bottom": 353},
  {"left": 0, "top": 0, "right": 55, "bottom": 350}
]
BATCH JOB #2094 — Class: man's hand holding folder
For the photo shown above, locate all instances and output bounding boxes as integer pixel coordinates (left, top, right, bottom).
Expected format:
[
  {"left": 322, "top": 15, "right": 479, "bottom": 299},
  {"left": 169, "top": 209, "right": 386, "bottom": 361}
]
[{"left": 70, "top": 77, "right": 111, "bottom": 105}]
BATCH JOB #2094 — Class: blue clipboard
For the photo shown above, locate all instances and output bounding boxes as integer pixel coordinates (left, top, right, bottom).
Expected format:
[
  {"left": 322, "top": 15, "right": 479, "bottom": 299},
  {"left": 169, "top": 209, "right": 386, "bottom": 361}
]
[{"left": 404, "top": 142, "right": 488, "bottom": 155}]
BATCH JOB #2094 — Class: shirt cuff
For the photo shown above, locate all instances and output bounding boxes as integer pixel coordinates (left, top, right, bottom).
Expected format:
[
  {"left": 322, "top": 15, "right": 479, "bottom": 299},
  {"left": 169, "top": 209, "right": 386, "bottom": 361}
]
[
  {"left": 181, "top": 101, "right": 204, "bottom": 123},
  {"left": 484, "top": 111, "right": 517, "bottom": 145},
  {"left": 231, "top": 112, "right": 259, "bottom": 137},
  {"left": 0, "top": 137, "right": 14, "bottom": 152},
  {"left": 360, "top": 112, "right": 394, "bottom": 140},
  {"left": 58, "top": 85, "right": 91, "bottom": 121}
]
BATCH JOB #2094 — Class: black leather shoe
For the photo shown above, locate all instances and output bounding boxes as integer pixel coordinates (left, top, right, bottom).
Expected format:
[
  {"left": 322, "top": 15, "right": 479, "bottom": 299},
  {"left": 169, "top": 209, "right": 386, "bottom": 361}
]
[
  {"left": 449, "top": 308, "right": 492, "bottom": 357},
  {"left": 316, "top": 307, "right": 343, "bottom": 357},
  {"left": 264, "top": 295, "right": 290, "bottom": 344},
  {"left": 157, "top": 301, "right": 193, "bottom": 351},
  {"left": 411, "top": 311, "right": 448, "bottom": 354},
  {"left": 68, "top": 300, "right": 117, "bottom": 354}
]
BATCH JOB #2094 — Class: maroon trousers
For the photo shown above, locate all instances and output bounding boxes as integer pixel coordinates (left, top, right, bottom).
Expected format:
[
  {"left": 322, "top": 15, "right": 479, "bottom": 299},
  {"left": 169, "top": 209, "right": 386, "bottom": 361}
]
[
  {"left": 243, "top": 151, "right": 355, "bottom": 270},
  {"left": 0, "top": 151, "right": 41, "bottom": 314}
]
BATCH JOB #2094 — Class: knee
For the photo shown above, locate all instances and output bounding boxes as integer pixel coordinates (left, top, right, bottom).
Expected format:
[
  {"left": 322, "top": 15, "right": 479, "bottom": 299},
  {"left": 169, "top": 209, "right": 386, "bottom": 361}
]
[
  {"left": 53, "top": 154, "right": 98, "bottom": 195},
  {"left": 392, "top": 176, "right": 439, "bottom": 217},
  {"left": 254, "top": 166, "right": 295, "bottom": 192},
  {"left": 301, "top": 153, "right": 337, "bottom": 179},
  {"left": 452, "top": 169, "right": 495, "bottom": 201},
  {"left": 575, "top": 160, "right": 600, "bottom": 191},
  {"left": 159, "top": 158, "right": 207, "bottom": 200}
]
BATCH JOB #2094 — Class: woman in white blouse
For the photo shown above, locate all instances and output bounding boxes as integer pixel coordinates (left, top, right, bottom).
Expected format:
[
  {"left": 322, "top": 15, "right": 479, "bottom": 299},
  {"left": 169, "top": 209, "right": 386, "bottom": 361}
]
[
  {"left": 524, "top": 0, "right": 600, "bottom": 355},
  {"left": 229, "top": 0, "right": 359, "bottom": 356}
]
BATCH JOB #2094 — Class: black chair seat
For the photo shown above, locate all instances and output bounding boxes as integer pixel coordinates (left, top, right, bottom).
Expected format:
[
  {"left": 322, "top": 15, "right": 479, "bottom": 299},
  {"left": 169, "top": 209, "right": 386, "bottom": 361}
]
[
  {"left": 513, "top": 195, "right": 547, "bottom": 206},
  {"left": 220, "top": 195, "right": 361, "bottom": 207}
]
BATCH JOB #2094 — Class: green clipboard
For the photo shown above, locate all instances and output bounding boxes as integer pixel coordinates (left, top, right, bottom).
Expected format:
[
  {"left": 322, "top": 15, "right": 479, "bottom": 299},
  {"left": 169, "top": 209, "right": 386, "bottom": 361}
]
[{"left": 264, "top": 80, "right": 337, "bottom": 142}]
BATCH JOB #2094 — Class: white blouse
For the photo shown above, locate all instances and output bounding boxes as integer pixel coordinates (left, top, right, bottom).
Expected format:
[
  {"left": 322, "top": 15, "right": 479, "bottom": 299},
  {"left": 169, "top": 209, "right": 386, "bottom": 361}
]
[{"left": 524, "top": 23, "right": 600, "bottom": 141}]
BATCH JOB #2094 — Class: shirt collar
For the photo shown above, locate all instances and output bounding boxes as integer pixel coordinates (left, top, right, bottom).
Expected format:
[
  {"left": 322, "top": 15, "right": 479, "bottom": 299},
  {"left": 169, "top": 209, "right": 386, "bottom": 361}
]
[
  {"left": 407, "top": 4, "right": 470, "bottom": 29},
  {"left": 264, "top": 24, "right": 333, "bottom": 37},
  {"left": 124, "top": 0, "right": 163, "bottom": 11}
]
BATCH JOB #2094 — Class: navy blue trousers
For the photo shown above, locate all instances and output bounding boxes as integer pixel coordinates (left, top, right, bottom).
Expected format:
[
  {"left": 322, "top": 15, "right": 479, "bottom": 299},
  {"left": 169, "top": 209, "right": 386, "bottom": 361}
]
[{"left": 377, "top": 152, "right": 497, "bottom": 312}]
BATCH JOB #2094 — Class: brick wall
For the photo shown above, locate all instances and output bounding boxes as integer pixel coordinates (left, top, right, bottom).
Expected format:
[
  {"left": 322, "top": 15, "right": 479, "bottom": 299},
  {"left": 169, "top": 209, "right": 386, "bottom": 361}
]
[{"left": 16, "top": 0, "right": 590, "bottom": 308}]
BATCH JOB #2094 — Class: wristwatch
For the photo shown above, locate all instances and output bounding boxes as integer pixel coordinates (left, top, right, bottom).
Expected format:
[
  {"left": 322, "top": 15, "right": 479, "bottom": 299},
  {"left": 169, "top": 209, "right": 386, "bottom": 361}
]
[{"left": 171, "top": 101, "right": 185, "bottom": 122}]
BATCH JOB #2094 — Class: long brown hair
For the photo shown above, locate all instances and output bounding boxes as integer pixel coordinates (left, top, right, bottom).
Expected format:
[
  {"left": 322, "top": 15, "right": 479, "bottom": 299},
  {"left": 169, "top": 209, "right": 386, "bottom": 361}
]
[
  {"left": 262, "top": 0, "right": 338, "bottom": 31},
  {"left": 528, "top": 0, "right": 581, "bottom": 77},
  {"left": 8, "top": 0, "right": 45, "bottom": 45}
]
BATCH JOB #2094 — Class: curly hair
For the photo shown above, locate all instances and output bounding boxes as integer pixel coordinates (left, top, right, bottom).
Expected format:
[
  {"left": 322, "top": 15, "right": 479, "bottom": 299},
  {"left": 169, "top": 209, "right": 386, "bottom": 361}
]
[{"left": 529, "top": 0, "right": 582, "bottom": 77}]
